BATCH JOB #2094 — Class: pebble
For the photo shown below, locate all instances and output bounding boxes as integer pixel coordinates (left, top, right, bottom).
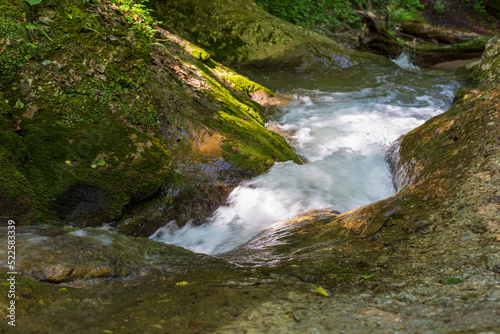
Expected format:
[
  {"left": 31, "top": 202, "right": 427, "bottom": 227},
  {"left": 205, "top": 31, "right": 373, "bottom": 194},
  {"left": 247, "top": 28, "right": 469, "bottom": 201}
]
[{"left": 460, "top": 232, "right": 476, "bottom": 241}]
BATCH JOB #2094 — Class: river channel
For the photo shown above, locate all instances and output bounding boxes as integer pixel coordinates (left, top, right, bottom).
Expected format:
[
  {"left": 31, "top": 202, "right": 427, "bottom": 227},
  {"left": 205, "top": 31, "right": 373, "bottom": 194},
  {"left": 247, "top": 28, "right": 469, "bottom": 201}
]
[{"left": 151, "top": 55, "right": 460, "bottom": 255}]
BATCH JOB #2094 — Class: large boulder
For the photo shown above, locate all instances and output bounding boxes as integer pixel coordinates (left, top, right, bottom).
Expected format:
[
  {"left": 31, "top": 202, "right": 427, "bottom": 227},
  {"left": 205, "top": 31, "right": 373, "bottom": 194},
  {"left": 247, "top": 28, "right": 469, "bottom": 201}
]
[
  {"left": 149, "top": 0, "right": 392, "bottom": 70},
  {"left": 0, "top": 0, "right": 299, "bottom": 234}
]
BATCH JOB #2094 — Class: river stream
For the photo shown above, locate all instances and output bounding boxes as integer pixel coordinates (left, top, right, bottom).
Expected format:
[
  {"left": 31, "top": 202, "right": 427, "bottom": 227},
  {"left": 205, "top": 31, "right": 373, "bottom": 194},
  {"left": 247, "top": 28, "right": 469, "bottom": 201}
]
[{"left": 150, "top": 55, "right": 460, "bottom": 255}]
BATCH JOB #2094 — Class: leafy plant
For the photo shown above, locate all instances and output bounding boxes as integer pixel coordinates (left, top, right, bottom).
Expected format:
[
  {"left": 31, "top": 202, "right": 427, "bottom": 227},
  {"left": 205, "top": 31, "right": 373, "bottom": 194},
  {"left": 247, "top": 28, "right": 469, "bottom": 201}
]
[
  {"left": 113, "top": 0, "right": 162, "bottom": 41},
  {"left": 254, "top": 0, "right": 426, "bottom": 35},
  {"left": 26, "top": 22, "right": 54, "bottom": 42},
  {"left": 388, "top": 7, "right": 416, "bottom": 23},
  {"left": 387, "top": 0, "right": 424, "bottom": 24},
  {"left": 25, "top": 0, "right": 43, "bottom": 5},
  {"left": 397, "top": 0, "right": 424, "bottom": 10},
  {"left": 71, "top": 13, "right": 103, "bottom": 37},
  {"left": 15, "top": 99, "right": 25, "bottom": 109},
  {"left": 463, "top": 0, "right": 487, "bottom": 14},
  {"left": 434, "top": 0, "right": 445, "bottom": 15},
  {"left": 254, "top": 0, "right": 362, "bottom": 34}
]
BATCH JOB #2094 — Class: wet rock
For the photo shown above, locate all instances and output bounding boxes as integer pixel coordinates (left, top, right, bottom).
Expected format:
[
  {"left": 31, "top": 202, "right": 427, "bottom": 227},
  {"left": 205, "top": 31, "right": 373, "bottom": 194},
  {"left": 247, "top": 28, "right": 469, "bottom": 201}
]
[
  {"left": 55, "top": 184, "right": 109, "bottom": 225},
  {"left": 10, "top": 225, "right": 230, "bottom": 283}
]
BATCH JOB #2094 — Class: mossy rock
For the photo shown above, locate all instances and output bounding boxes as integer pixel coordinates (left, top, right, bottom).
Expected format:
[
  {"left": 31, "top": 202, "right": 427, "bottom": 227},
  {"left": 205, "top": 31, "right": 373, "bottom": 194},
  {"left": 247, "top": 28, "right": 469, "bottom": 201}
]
[
  {"left": 15, "top": 225, "right": 228, "bottom": 282},
  {"left": 0, "top": 119, "right": 170, "bottom": 225},
  {"left": 456, "top": 36, "right": 500, "bottom": 90},
  {"left": 0, "top": 0, "right": 300, "bottom": 232},
  {"left": 149, "top": 0, "right": 392, "bottom": 70},
  {"left": 191, "top": 46, "right": 211, "bottom": 61}
]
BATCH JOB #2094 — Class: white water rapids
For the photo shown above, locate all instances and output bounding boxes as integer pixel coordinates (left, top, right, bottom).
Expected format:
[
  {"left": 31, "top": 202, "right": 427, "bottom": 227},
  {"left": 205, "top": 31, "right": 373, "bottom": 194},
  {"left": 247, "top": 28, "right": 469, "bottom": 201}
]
[{"left": 150, "top": 55, "right": 459, "bottom": 255}]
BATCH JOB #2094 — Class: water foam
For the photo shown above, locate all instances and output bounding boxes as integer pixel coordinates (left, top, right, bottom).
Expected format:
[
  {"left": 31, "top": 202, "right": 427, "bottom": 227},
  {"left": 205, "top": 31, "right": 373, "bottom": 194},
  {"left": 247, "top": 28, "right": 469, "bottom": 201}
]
[{"left": 392, "top": 52, "right": 420, "bottom": 71}]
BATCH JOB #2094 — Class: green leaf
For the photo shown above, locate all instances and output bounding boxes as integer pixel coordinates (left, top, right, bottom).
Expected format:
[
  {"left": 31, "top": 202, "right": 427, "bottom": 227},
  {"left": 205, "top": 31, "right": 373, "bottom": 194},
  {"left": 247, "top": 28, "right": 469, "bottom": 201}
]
[
  {"left": 91, "top": 164, "right": 98, "bottom": 169},
  {"left": 15, "top": 99, "right": 24, "bottom": 109},
  {"left": 25, "top": 0, "right": 43, "bottom": 5},
  {"left": 97, "top": 160, "right": 106, "bottom": 166},
  {"left": 25, "top": 23, "right": 38, "bottom": 30},
  {"left": 360, "top": 274, "right": 374, "bottom": 279},
  {"left": 314, "top": 287, "right": 329, "bottom": 297},
  {"left": 42, "top": 60, "right": 51, "bottom": 66},
  {"left": 441, "top": 277, "right": 462, "bottom": 285},
  {"left": 58, "top": 287, "right": 68, "bottom": 292},
  {"left": 173, "top": 169, "right": 182, "bottom": 174},
  {"left": 157, "top": 299, "right": 171, "bottom": 303}
]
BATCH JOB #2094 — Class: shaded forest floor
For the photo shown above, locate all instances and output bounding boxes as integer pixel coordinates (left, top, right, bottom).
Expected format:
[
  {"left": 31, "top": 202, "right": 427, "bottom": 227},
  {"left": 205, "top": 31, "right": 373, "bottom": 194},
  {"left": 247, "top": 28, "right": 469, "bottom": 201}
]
[{"left": 421, "top": 0, "right": 500, "bottom": 35}]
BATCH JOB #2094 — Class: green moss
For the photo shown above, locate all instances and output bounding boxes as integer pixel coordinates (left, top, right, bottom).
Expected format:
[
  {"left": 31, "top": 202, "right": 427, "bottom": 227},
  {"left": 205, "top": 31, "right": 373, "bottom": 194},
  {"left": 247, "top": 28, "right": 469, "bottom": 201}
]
[
  {"left": 0, "top": 117, "right": 169, "bottom": 224},
  {"left": 0, "top": 1, "right": 39, "bottom": 85},
  {"left": 0, "top": 133, "right": 38, "bottom": 221},
  {"left": 189, "top": 60, "right": 300, "bottom": 173},
  {"left": 191, "top": 46, "right": 211, "bottom": 61},
  {"left": 216, "top": 111, "right": 298, "bottom": 173},
  {"left": 0, "top": 0, "right": 171, "bottom": 225},
  {"left": 413, "top": 36, "right": 490, "bottom": 54},
  {"left": 0, "top": 0, "right": 302, "bottom": 232},
  {"left": 149, "top": 0, "right": 388, "bottom": 69},
  {"left": 220, "top": 71, "right": 274, "bottom": 96},
  {"left": 456, "top": 36, "right": 500, "bottom": 90}
]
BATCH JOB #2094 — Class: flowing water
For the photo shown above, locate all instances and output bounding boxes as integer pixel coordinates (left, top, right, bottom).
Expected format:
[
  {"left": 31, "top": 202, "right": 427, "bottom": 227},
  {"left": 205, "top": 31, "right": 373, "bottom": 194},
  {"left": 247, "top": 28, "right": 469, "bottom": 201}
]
[{"left": 151, "top": 55, "right": 460, "bottom": 255}]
